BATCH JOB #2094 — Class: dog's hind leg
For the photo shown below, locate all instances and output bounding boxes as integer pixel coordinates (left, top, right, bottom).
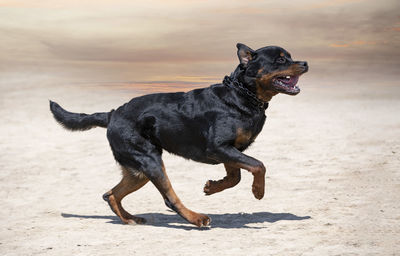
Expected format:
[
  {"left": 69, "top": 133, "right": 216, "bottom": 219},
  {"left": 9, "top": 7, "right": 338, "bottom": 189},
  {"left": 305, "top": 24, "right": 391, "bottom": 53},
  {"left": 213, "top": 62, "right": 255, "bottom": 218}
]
[
  {"left": 107, "top": 120, "right": 209, "bottom": 227},
  {"left": 203, "top": 164, "right": 241, "bottom": 195},
  {"left": 103, "top": 167, "right": 149, "bottom": 225},
  {"left": 144, "top": 160, "right": 211, "bottom": 227}
]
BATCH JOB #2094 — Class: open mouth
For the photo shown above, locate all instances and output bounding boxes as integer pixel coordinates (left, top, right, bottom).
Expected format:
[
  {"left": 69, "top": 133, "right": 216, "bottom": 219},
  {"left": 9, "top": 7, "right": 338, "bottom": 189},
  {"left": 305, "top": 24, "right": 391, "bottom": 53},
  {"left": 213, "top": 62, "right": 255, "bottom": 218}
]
[{"left": 272, "top": 75, "right": 300, "bottom": 95}]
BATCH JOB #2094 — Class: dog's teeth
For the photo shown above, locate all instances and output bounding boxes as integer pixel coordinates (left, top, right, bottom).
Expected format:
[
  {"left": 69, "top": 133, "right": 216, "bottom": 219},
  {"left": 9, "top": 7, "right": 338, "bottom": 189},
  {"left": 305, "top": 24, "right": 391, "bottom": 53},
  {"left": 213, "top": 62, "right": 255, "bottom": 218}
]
[{"left": 285, "top": 76, "right": 290, "bottom": 79}]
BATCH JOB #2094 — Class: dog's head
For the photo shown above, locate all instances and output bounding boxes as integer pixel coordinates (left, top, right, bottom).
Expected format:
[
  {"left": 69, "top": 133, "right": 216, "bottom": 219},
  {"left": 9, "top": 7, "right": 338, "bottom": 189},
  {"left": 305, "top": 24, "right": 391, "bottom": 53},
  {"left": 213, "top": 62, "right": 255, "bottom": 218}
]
[{"left": 237, "top": 43, "right": 308, "bottom": 101}]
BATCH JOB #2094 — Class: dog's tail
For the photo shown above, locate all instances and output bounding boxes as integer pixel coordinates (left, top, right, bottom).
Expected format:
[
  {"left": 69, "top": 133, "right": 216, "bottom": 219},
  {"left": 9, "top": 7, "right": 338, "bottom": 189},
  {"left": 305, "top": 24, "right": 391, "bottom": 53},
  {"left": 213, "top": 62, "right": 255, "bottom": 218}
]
[{"left": 49, "top": 101, "right": 113, "bottom": 131}]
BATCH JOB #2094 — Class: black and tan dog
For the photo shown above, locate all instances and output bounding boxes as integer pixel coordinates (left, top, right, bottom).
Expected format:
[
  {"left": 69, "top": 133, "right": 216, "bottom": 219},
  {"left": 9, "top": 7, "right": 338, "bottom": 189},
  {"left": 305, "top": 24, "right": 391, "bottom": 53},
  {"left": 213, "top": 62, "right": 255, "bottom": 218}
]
[{"left": 50, "top": 43, "right": 308, "bottom": 227}]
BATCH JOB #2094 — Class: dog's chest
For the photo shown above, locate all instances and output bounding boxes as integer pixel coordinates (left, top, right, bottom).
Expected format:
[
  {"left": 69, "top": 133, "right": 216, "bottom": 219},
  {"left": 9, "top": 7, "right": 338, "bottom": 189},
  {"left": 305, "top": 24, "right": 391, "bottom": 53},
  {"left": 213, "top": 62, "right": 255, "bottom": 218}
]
[
  {"left": 234, "top": 128, "right": 256, "bottom": 150},
  {"left": 233, "top": 115, "right": 266, "bottom": 151}
]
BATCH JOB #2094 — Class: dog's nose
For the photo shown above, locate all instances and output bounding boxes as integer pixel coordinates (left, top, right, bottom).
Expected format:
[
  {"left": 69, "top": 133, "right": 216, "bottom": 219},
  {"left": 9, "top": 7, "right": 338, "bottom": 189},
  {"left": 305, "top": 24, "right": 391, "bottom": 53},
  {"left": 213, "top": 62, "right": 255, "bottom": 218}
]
[
  {"left": 299, "top": 61, "right": 308, "bottom": 67},
  {"left": 297, "top": 61, "right": 308, "bottom": 72}
]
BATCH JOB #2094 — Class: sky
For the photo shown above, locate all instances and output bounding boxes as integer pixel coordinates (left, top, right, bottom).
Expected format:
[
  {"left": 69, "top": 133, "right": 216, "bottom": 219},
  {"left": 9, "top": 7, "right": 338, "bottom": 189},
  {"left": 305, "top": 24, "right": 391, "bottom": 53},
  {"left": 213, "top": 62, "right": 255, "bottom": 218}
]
[{"left": 0, "top": 0, "right": 399, "bottom": 88}]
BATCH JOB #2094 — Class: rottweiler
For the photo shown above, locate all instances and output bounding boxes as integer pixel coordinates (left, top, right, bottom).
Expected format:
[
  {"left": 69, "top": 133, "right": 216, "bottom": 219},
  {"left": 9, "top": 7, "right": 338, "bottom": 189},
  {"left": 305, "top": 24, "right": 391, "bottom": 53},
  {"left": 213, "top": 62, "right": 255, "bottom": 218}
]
[{"left": 50, "top": 43, "right": 308, "bottom": 227}]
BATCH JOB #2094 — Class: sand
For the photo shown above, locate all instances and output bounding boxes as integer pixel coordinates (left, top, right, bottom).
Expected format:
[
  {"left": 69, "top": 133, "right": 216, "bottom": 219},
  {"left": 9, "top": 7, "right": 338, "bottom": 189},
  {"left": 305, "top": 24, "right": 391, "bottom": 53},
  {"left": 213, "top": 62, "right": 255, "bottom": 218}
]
[{"left": 0, "top": 74, "right": 399, "bottom": 255}]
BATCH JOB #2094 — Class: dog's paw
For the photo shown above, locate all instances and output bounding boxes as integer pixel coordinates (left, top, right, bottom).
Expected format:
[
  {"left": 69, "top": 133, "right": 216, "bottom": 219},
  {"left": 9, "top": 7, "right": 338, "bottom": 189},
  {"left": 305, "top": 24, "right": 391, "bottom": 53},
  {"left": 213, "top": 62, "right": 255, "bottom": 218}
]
[
  {"left": 203, "top": 180, "right": 216, "bottom": 195},
  {"left": 191, "top": 213, "right": 211, "bottom": 228},
  {"left": 252, "top": 183, "right": 264, "bottom": 200},
  {"left": 124, "top": 216, "right": 147, "bottom": 225}
]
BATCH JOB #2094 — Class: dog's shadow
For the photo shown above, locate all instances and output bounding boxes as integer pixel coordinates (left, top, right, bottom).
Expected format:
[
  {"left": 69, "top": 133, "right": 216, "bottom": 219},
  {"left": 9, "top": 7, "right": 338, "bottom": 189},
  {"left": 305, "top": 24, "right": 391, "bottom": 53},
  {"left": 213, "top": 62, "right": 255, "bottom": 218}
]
[{"left": 61, "top": 211, "right": 311, "bottom": 230}]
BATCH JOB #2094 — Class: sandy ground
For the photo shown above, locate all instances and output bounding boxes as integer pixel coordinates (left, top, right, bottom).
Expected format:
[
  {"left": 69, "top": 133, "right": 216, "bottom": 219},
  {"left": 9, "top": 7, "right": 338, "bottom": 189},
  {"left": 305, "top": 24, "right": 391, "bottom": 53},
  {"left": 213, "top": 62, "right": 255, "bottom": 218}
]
[{"left": 0, "top": 74, "right": 399, "bottom": 255}]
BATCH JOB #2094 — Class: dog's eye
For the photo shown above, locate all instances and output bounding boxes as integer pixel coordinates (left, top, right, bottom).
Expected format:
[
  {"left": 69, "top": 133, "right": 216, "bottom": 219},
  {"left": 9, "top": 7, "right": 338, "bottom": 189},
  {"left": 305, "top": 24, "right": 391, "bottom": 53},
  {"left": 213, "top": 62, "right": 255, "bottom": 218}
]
[{"left": 276, "top": 57, "right": 286, "bottom": 64}]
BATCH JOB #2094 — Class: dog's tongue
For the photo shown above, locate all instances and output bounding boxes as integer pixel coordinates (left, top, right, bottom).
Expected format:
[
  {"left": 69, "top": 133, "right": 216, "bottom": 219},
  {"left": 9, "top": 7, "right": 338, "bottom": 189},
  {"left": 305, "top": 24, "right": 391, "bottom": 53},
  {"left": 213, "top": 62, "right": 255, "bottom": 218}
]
[
  {"left": 289, "top": 76, "right": 299, "bottom": 86},
  {"left": 279, "top": 75, "right": 299, "bottom": 87}
]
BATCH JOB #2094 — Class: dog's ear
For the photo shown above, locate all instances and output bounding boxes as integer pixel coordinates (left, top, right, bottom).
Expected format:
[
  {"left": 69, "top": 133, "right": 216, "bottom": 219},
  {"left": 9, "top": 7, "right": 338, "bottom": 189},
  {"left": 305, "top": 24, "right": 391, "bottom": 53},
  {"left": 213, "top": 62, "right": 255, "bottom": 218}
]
[{"left": 236, "top": 43, "right": 255, "bottom": 67}]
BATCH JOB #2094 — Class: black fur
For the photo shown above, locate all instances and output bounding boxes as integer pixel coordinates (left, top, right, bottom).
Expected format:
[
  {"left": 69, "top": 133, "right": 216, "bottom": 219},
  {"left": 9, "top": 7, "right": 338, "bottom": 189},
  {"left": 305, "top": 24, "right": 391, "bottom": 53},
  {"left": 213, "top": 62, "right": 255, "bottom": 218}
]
[
  {"left": 50, "top": 43, "right": 308, "bottom": 227},
  {"left": 49, "top": 101, "right": 112, "bottom": 131}
]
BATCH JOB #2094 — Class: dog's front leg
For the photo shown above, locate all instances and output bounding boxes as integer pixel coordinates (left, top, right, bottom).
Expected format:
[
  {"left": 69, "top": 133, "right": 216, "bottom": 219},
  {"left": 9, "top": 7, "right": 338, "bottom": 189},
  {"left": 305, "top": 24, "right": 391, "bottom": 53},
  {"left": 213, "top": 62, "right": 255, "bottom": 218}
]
[
  {"left": 208, "top": 147, "right": 266, "bottom": 199},
  {"left": 204, "top": 164, "right": 241, "bottom": 195}
]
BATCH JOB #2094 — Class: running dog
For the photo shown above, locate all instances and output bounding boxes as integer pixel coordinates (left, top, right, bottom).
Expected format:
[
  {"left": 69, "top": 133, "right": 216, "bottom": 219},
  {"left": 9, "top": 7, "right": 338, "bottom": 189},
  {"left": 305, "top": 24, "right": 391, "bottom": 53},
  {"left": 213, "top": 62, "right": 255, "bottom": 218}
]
[{"left": 50, "top": 43, "right": 308, "bottom": 227}]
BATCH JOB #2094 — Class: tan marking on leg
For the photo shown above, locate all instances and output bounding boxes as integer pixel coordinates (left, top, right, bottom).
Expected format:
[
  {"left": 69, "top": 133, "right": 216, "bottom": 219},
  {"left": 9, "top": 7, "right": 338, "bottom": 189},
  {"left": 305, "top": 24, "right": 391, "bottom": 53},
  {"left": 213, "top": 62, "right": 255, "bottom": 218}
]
[
  {"left": 158, "top": 162, "right": 211, "bottom": 227},
  {"left": 226, "top": 162, "right": 266, "bottom": 200},
  {"left": 104, "top": 167, "right": 149, "bottom": 224},
  {"left": 250, "top": 166, "right": 265, "bottom": 200},
  {"left": 204, "top": 164, "right": 241, "bottom": 195}
]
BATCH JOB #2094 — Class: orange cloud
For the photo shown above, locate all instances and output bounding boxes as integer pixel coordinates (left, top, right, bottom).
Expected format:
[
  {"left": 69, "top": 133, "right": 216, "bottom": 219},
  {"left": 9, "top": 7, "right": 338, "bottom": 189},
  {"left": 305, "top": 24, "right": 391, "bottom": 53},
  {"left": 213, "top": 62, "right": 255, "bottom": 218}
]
[
  {"left": 92, "top": 82, "right": 206, "bottom": 93},
  {"left": 330, "top": 40, "right": 377, "bottom": 48},
  {"left": 330, "top": 43, "right": 350, "bottom": 48},
  {"left": 352, "top": 40, "right": 377, "bottom": 45},
  {"left": 174, "top": 76, "right": 219, "bottom": 83}
]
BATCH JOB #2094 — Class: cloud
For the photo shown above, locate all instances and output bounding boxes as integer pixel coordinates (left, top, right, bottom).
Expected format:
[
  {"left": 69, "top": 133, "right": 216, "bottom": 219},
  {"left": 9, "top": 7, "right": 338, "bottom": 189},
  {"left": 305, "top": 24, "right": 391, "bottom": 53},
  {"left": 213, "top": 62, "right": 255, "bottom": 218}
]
[
  {"left": 307, "top": 0, "right": 366, "bottom": 9},
  {"left": 330, "top": 44, "right": 350, "bottom": 48},
  {"left": 42, "top": 40, "right": 232, "bottom": 63},
  {"left": 330, "top": 41, "right": 378, "bottom": 48},
  {"left": 0, "top": 0, "right": 399, "bottom": 84}
]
